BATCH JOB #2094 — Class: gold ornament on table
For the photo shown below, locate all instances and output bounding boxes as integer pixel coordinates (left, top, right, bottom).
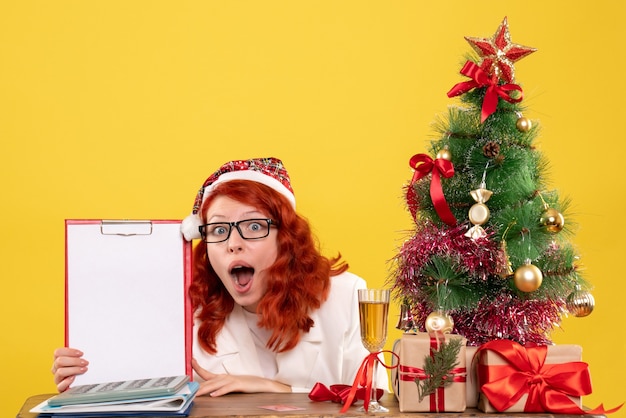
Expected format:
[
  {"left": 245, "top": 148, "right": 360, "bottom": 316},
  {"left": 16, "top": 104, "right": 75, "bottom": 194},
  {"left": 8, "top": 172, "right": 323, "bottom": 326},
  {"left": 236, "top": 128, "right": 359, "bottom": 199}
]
[
  {"left": 424, "top": 310, "right": 454, "bottom": 334},
  {"left": 515, "top": 112, "right": 532, "bottom": 132},
  {"left": 513, "top": 259, "right": 543, "bottom": 292},
  {"left": 566, "top": 285, "right": 595, "bottom": 317}
]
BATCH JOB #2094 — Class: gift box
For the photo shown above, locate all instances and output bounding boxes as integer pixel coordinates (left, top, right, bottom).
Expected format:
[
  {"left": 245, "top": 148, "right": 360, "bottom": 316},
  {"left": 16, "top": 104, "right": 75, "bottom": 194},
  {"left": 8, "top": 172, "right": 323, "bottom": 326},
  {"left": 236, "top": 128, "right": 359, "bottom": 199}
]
[
  {"left": 392, "top": 332, "right": 467, "bottom": 412},
  {"left": 476, "top": 340, "right": 586, "bottom": 413},
  {"left": 465, "top": 345, "right": 479, "bottom": 408}
]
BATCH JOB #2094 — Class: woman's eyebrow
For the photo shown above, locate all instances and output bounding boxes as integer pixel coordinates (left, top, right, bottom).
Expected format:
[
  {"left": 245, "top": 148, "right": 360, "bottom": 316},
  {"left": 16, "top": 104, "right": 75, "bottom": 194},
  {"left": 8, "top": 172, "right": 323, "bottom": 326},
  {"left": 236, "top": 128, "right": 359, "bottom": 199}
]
[{"left": 206, "top": 211, "right": 264, "bottom": 223}]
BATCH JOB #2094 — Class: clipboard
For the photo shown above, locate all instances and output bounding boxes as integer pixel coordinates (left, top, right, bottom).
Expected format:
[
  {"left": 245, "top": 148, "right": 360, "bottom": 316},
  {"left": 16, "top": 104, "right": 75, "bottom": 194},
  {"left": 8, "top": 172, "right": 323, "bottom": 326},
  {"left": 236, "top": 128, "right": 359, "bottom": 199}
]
[{"left": 65, "top": 220, "right": 193, "bottom": 385}]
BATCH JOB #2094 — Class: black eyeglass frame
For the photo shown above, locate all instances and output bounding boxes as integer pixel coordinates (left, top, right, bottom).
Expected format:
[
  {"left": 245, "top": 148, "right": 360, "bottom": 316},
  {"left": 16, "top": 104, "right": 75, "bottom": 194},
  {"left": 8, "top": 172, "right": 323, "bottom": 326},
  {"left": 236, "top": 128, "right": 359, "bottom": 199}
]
[{"left": 198, "top": 218, "right": 276, "bottom": 243}]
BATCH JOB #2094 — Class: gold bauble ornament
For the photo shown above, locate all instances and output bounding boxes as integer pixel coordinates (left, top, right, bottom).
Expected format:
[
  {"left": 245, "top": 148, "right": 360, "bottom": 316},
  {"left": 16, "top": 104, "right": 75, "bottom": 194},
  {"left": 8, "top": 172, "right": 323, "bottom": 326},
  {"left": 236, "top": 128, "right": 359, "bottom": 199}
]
[
  {"left": 436, "top": 147, "right": 452, "bottom": 161},
  {"left": 516, "top": 116, "right": 532, "bottom": 132},
  {"left": 513, "top": 262, "right": 543, "bottom": 292},
  {"left": 424, "top": 310, "right": 454, "bottom": 334},
  {"left": 540, "top": 207, "right": 565, "bottom": 233},
  {"left": 566, "top": 285, "right": 595, "bottom": 317}
]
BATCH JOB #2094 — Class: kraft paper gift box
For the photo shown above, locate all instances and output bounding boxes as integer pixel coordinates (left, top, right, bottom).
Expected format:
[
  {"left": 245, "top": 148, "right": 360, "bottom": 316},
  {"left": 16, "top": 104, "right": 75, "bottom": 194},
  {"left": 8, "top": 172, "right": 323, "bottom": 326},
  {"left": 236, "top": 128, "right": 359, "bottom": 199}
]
[
  {"left": 465, "top": 345, "right": 479, "bottom": 408},
  {"left": 476, "top": 340, "right": 584, "bottom": 413},
  {"left": 392, "top": 332, "right": 467, "bottom": 412}
]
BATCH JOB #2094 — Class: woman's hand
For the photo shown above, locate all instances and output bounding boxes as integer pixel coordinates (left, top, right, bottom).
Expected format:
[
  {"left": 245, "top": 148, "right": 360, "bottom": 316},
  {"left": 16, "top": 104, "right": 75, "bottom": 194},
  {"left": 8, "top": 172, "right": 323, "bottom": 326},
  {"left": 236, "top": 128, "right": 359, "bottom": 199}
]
[
  {"left": 191, "top": 358, "right": 291, "bottom": 397},
  {"left": 52, "top": 347, "right": 89, "bottom": 392}
]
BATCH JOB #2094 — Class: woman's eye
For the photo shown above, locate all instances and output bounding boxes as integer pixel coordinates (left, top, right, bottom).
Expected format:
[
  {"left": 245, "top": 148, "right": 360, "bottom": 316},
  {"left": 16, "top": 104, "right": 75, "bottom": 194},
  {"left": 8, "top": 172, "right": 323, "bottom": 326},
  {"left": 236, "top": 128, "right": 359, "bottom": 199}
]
[{"left": 212, "top": 226, "right": 228, "bottom": 235}]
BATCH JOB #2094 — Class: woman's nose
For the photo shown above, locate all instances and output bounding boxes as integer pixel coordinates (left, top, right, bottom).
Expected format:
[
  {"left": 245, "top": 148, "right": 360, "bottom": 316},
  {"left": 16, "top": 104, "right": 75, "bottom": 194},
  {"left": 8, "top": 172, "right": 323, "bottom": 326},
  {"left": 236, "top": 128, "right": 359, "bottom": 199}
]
[
  {"left": 227, "top": 230, "right": 245, "bottom": 252},
  {"left": 228, "top": 243, "right": 243, "bottom": 253}
]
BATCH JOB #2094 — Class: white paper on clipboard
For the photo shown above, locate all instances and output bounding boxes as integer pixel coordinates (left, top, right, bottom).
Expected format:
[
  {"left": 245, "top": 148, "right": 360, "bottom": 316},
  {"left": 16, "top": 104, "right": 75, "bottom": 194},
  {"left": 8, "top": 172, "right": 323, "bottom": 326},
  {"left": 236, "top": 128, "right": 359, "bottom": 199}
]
[{"left": 65, "top": 220, "right": 192, "bottom": 385}]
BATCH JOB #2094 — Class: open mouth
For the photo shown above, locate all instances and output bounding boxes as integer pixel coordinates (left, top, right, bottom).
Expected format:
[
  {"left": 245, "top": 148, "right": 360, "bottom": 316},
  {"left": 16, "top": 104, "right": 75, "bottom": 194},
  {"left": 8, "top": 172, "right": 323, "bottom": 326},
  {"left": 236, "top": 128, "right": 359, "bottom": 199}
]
[{"left": 231, "top": 266, "right": 255, "bottom": 288}]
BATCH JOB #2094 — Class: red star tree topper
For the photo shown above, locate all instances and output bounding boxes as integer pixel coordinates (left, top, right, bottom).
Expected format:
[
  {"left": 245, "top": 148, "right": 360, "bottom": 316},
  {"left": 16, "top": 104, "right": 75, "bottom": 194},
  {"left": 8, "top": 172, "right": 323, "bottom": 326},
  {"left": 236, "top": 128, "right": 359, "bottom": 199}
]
[{"left": 464, "top": 16, "right": 536, "bottom": 83}]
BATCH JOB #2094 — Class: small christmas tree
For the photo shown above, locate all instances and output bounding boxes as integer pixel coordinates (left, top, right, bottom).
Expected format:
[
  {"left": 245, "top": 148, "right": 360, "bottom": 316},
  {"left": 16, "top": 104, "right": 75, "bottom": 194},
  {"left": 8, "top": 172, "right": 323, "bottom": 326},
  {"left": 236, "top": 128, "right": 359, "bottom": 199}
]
[{"left": 391, "top": 17, "right": 595, "bottom": 346}]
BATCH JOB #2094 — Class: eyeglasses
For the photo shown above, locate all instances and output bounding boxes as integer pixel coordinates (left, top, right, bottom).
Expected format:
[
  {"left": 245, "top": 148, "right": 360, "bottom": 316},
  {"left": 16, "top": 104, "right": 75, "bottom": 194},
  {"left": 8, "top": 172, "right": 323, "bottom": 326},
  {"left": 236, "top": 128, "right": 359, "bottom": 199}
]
[{"left": 198, "top": 218, "right": 276, "bottom": 243}]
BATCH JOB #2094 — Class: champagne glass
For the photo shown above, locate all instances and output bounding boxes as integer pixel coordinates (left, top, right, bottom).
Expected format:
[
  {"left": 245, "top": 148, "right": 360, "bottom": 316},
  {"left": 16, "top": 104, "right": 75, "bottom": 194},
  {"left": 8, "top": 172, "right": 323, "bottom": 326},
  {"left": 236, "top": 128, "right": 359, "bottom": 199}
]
[{"left": 357, "top": 288, "right": 390, "bottom": 413}]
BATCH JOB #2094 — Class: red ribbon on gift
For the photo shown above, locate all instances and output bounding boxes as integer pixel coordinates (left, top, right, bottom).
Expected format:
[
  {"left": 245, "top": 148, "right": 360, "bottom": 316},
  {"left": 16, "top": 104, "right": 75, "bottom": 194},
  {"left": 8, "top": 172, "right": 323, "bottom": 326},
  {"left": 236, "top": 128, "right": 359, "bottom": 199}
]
[
  {"left": 447, "top": 61, "right": 523, "bottom": 123},
  {"left": 399, "top": 363, "right": 466, "bottom": 412},
  {"left": 398, "top": 333, "right": 466, "bottom": 412},
  {"left": 337, "top": 350, "right": 398, "bottom": 413},
  {"left": 308, "top": 383, "right": 383, "bottom": 406},
  {"left": 477, "top": 339, "right": 623, "bottom": 415},
  {"left": 407, "top": 153, "right": 457, "bottom": 226}
]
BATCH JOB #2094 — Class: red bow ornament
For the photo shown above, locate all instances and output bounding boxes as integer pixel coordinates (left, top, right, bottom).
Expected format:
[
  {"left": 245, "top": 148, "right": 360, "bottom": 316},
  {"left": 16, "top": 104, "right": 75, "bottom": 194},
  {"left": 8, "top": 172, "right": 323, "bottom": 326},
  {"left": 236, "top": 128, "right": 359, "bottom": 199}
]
[
  {"left": 476, "top": 339, "right": 622, "bottom": 415},
  {"left": 447, "top": 61, "right": 523, "bottom": 123},
  {"left": 407, "top": 154, "right": 457, "bottom": 226},
  {"left": 334, "top": 351, "right": 398, "bottom": 413},
  {"left": 308, "top": 383, "right": 383, "bottom": 406}
]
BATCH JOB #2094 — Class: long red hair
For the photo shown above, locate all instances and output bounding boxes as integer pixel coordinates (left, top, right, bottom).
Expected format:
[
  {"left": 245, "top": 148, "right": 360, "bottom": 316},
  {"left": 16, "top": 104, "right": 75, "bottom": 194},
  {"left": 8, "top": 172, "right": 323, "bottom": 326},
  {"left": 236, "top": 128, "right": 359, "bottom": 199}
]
[{"left": 188, "top": 180, "right": 348, "bottom": 354}]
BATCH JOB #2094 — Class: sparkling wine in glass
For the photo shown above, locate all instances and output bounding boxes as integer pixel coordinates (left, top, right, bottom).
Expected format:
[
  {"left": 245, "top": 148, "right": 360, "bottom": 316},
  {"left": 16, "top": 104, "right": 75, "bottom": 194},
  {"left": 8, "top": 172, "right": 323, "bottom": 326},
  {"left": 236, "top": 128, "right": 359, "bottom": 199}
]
[{"left": 358, "top": 288, "right": 390, "bottom": 413}]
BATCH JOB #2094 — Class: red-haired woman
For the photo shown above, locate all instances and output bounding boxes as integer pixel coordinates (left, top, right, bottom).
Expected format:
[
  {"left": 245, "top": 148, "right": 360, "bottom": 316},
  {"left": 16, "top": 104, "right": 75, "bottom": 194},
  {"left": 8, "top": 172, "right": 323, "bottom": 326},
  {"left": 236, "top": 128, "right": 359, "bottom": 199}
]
[{"left": 52, "top": 157, "right": 388, "bottom": 397}]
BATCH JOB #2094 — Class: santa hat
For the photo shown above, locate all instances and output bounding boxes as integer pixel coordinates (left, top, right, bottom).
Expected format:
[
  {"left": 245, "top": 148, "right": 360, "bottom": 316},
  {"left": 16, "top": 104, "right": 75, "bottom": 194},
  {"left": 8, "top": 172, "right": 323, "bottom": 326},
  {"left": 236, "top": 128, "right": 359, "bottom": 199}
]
[{"left": 181, "top": 157, "right": 295, "bottom": 241}]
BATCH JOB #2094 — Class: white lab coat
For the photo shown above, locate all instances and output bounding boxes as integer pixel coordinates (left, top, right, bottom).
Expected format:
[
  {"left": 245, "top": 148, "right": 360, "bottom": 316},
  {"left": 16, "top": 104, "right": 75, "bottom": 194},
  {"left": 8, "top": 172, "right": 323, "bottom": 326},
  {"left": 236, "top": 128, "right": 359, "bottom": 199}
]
[{"left": 193, "top": 271, "right": 389, "bottom": 392}]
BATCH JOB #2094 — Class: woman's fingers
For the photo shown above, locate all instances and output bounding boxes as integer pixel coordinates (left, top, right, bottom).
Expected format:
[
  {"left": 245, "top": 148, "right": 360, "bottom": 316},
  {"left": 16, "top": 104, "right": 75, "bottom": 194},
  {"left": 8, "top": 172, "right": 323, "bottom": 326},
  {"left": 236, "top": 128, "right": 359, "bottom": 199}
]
[
  {"left": 56, "top": 375, "right": 76, "bottom": 393},
  {"left": 53, "top": 347, "right": 83, "bottom": 358},
  {"left": 51, "top": 347, "right": 88, "bottom": 390},
  {"left": 191, "top": 358, "right": 215, "bottom": 381}
]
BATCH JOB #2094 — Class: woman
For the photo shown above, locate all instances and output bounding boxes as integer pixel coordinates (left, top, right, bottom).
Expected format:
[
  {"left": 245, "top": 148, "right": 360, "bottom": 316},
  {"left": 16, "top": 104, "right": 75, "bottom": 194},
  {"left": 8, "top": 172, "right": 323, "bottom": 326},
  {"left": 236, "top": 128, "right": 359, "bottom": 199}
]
[{"left": 52, "top": 157, "right": 388, "bottom": 397}]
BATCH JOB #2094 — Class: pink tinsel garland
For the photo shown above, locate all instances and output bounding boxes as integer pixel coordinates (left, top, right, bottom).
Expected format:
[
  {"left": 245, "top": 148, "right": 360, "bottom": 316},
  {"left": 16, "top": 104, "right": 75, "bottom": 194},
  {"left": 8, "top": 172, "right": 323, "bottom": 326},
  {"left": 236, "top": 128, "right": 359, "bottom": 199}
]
[{"left": 391, "top": 220, "right": 564, "bottom": 345}]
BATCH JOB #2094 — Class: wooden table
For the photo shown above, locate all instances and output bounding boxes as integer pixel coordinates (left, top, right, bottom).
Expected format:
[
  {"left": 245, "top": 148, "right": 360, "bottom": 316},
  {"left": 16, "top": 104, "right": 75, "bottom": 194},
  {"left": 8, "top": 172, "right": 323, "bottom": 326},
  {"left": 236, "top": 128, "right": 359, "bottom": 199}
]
[{"left": 17, "top": 392, "right": 604, "bottom": 418}]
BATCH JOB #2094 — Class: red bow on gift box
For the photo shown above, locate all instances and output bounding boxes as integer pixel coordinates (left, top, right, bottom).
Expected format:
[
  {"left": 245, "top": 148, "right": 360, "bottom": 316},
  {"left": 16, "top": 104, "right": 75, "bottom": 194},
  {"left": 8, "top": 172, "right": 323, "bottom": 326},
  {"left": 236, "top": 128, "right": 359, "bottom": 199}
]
[{"left": 477, "top": 339, "right": 622, "bottom": 415}]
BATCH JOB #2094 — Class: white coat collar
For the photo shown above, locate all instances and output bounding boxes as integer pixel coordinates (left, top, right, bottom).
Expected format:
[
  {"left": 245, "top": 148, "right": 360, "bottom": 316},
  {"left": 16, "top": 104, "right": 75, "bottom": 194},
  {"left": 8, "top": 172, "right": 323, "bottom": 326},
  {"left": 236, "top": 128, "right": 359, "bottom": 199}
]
[{"left": 217, "top": 304, "right": 323, "bottom": 388}]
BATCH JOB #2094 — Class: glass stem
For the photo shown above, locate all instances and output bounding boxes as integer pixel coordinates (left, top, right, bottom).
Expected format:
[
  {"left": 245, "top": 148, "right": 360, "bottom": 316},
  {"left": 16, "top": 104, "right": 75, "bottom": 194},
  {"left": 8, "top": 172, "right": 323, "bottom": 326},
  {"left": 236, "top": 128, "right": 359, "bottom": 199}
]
[{"left": 370, "top": 354, "right": 378, "bottom": 405}]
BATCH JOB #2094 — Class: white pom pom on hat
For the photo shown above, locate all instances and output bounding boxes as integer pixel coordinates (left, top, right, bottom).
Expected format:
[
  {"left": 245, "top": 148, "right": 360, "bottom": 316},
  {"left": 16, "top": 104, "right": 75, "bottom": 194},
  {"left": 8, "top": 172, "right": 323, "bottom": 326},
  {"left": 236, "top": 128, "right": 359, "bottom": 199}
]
[{"left": 180, "top": 157, "right": 295, "bottom": 241}]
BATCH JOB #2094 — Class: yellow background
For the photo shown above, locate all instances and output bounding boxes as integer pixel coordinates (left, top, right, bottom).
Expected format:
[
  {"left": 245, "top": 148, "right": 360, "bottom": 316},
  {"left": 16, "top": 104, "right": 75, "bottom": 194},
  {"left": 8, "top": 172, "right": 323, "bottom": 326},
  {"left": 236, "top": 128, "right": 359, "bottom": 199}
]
[{"left": 1, "top": 1, "right": 624, "bottom": 415}]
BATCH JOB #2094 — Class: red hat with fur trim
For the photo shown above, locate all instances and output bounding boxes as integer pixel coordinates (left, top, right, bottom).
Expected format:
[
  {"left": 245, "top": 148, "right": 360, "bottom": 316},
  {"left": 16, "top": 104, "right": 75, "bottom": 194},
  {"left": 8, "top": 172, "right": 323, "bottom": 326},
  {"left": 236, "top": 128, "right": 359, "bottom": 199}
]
[{"left": 180, "top": 157, "right": 295, "bottom": 241}]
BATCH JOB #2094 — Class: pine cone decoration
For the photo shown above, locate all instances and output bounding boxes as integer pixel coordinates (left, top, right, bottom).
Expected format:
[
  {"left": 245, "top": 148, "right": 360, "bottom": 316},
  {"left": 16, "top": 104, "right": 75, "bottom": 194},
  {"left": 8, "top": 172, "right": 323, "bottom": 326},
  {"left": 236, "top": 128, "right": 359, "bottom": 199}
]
[{"left": 482, "top": 141, "right": 500, "bottom": 158}]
